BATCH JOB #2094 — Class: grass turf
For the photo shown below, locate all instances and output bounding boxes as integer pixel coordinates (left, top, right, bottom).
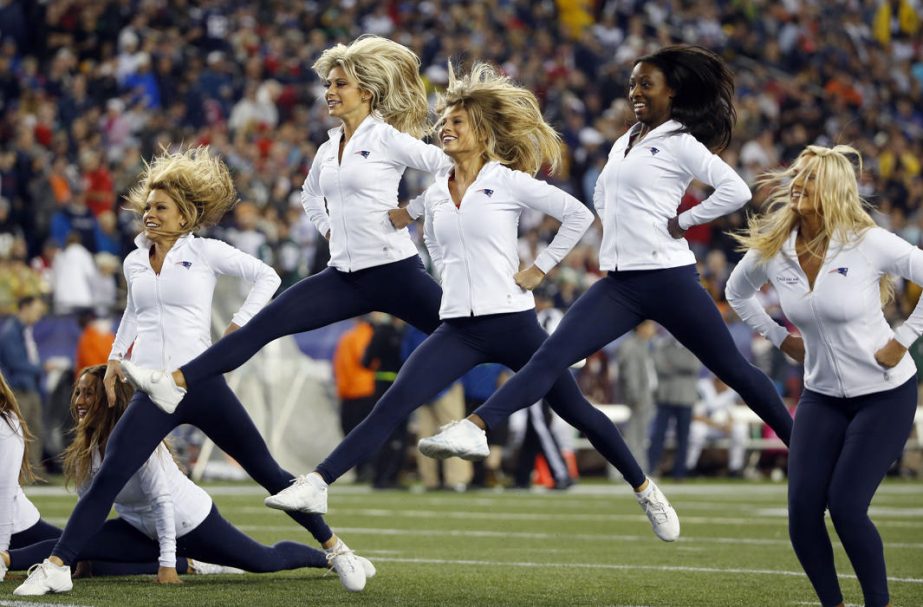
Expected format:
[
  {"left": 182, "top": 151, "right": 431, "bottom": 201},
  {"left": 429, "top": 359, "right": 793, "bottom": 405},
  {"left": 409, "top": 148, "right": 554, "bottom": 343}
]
[{"left": 6, "top": 480, "right": 923, "bottom": 606}]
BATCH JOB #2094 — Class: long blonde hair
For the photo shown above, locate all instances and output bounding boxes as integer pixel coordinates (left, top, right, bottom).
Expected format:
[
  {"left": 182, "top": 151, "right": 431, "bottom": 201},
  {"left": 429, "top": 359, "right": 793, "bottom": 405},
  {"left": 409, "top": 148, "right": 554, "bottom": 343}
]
[
  {"left": 0, "top": 370, "right": 36, "bottom": 484},
  {"left": 124, "top": 146, "right": 238, "bottom": 240},
  {"left": 734, "top": 144, "right": 892, "bottom": 304},
  {"left": 313, "top": 35, "right": 429, "bottom": 138},
  {"left": 434, "top": 62, "right": 562, "bottom": 177}
]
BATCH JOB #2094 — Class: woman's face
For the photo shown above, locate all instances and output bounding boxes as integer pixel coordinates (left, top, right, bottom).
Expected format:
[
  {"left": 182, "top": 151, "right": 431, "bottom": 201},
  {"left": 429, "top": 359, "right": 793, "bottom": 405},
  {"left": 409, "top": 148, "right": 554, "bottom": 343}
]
[
  {"left": 73, "top": 373, "right": 99, "bottom": 422},
  {"left": 323, "top": 66, "right": 370, "bottom": 123},
  {"left": 628, "top": 62, "right": 674, "bottom": 128},
  {"left": 791, "top": 163, "right": 821, "bottom": 218},
  {"left": 438, "top": 105, "right": 482, "bottom": 160},
  {"left": 142, "top": 189, "right": 187, "bottom": 241}
]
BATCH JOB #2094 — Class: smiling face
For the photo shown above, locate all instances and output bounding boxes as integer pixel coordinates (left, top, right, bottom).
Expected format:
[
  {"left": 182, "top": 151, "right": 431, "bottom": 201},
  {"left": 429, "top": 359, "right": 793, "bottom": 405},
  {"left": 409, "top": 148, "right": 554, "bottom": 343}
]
[
  {"left": 323, "top": 65, "right": 371, "bottom": 123},
  {"left": 438, "top": 105, "right": 484, "bottom": 161},
  {"left": 628, "top": 62, "right": 674, "bottom": 129},
  {"left": 790, "top": 161, "right": 821, "bottom": 219},
  {"left": 142, "top": 189, "right": 187, "bottom": 242},
  {"left": 72, "top": 372, "right": 99, "bottom": 423}
]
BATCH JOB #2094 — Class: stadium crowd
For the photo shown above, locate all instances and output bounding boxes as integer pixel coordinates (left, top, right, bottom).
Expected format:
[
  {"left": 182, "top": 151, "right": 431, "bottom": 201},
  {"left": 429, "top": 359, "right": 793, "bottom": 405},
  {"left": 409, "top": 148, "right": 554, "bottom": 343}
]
[{"left": 0, "top": 0, "right": 921, "bottom": 481}]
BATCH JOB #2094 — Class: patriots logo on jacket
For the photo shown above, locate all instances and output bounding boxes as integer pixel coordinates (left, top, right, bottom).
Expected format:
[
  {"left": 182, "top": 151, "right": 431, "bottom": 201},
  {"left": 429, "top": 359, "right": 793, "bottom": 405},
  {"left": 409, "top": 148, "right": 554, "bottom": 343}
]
[
  {"left": 356, "top": 150, "right": 371, "bottom": 158},
  {"left": 649, "top": 147, "right": 660, "bottom": 155},
  {"left": 477, "top": 188, "right": 494, "bottom": 197},
  {"left": 177, "top": 261, "right": 192, "bottom": 269},
  {"left": 828, "top": 267, "right": 848, "bottom": 276}
]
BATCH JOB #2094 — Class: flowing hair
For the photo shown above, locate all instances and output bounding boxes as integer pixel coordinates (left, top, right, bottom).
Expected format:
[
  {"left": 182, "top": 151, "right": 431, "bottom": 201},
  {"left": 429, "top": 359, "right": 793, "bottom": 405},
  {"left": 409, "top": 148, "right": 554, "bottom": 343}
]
[
  {"left": 0, "top": 370, "right": 37, "bottom": 484},
  {"left": 635, "top": 45, "right": 736, "bottom": 153},
  {"left": 733, "top": 144, "right": 893, "bottom": 304},
  {"left": 434, "top": 62, "right": 562, "bottom": 176},
  {"left": 124, "top": 146, "right": 238, "bottom": 240},
  {"left": 313, "top": 35, "right": 429, "bottom": 138}
]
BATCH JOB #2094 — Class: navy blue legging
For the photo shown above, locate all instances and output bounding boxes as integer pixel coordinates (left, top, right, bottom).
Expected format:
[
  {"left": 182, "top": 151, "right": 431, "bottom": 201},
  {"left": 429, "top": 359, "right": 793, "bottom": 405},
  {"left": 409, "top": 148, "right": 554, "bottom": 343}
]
[
  {"left": 12, "top": 505, "right": 326, "bottom": 573},
  {"left": 182, "top": 256, "right": 442, "bottom": 386},
  {"left": 315, "top": 310, "right": 644, "bottom": 488},
  {"left": 50, "top": 376, "right": 333, "bottom": 566},
  {"left": 788, "top": 377, "right": 917, "bottom": 607},
  {"left": 472, "top": 266, "right": 793, "bottom": 445},
  {"left": 8, "top": 519, "right": 189, "bottom": 576}
]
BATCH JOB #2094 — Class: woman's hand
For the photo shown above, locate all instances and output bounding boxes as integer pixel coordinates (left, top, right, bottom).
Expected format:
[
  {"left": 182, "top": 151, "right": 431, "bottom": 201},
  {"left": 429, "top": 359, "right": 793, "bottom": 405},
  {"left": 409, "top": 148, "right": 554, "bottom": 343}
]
[
  {"left": 667, "top": 216, "right": 686, "bottom": 239},
  {"left": 780, "top": 334, "right": 805, "bottom": 363},
  {"left": 875, "top": 338, "right": 907, "bottom": 369},
  {"left": 388, "top": 208, "right": 413, "bottom": 229},
  {"left": 156, "top": 566, "right": 182, "bottom": 585},
  {"left": 223, "top": 322, "right": 241, "bottom": 337},
  {"left": 104, "top": 360, "right": 126, "bottom": 407},
  {"left": 513, "top": 265, "right": 546, "bottom": 291}
]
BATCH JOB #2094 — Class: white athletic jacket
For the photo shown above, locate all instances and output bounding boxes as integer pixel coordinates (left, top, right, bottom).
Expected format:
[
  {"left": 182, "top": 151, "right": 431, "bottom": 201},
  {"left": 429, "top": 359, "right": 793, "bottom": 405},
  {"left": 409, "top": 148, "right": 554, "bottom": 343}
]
[
  {"left": 110, "top": 233, "right": 280, "bottom": 370},
  {"left": 301, "top": 115, "right": 452, "bottom": 272},
  {"left": 80, "top": 444, "right": 213, "bottom": 568},
  {"left": 595, "top": 120, "right": 751, "bottom": 271},
  {"left": 421, "top": 162, "right": 593, "bottom": 319},
  {"left": 726, "top": 227, "right": 923, "bottom": 397},
  {"left": 0, "top": 417, "right": 40, "bottom": 552}
]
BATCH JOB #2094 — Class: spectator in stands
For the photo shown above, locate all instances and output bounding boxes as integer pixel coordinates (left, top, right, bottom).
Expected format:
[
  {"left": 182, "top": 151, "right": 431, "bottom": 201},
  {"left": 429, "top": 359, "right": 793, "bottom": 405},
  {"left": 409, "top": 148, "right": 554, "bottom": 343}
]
[
  {"left": 51, "top": 232, "right": 98, "bottom": 315},
  {"left": 648, "top": 334, "right": 701, "bottom": 479},
  {"left": 0, "top": 296, "right": 47, "bottom": 472},
  {"left": 726, "top": 144, "right": 923, "bottom": 607},
  {"left": 16, "top": 147, "right": 371, "bottom": 596},
  {"left": 50, "top": 199, "right": 97, "bottom": 254},
  {"left": 331, "top": 317, "right": 376, "bottom": 483},
  {"left": 7, "top": 365, "right": 367, "bottom": 589},
  {"left": 686, "top": 376, "right": 748, "bottom": 478},
  {"left": 74, "top": 309, "right": 115, "bottom": 376},
  {"left": 615, "top": 321, "right": 658, "bottom": 468},
  {"left": 431, "top": 47, "right": 793, "bottom": 471}
]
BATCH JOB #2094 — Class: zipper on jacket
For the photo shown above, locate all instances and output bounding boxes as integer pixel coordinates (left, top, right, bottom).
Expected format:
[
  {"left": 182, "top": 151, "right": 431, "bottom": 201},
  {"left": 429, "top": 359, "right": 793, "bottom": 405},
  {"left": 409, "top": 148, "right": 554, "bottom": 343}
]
[
  {"left": 611, "top": 153, "right": 623, "bottom": 269},
  {"left": 807, "top": 293, "right": 847, "bottom": 397},
  {"left": 336, "top": 165, "right": 352, "bottom": 272},
  {"left": 154, "top": 270, "right": 168, "bottom": 370},
  {"left": 454, "top": 206, "right": 476, "bottom": 316}
]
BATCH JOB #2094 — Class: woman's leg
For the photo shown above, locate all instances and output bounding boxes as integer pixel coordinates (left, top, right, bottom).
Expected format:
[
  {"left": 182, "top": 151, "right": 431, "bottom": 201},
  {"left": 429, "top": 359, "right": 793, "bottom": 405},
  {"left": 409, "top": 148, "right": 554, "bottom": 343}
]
[
  {"left": 826, "top": 379, "right": 917, "bottom": 607},
  {"left": 649, "top": 267, "right": 793, "bottom": 445},
  {"left": 182, "top": 377, "right": 335, "bottom": 545},
  {"left": 786, "top": 390, "right": 847, "bottom": 607},
  {"left": 181, "top": 267, "right": 372, "bottom": 386},
  {"left": 314, "top": 323, "right": 486, "bottom": 484},
  {"left": 176, "top": 505, "right": 328, "bottom": 572},
  {"left": 50, "top": 395, "right": 179, "bottom": 566},
  {"left": 9, "top": 520, "right": 61, "bottom": 548},
  {"left": 473, "top": 276, "right": 644, "bottom": 429},
  {"left": 370, "top": 256, "right": 444, "bottom": 334}
]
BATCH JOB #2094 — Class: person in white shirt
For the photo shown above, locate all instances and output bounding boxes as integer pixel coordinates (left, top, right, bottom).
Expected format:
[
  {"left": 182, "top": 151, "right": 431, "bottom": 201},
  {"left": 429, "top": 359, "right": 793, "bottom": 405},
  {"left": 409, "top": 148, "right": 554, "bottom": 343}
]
[
  {"left": 14, "top": 147, "right": 370, "bottom": 596},
  {"left": 123, "top": 35, "right": 450, "bottom": 458},
  {"left": 6, "top": 365, "right": 374, "bottom": 592},
  {"left": 726, "top": 145, "right": 922, "bottom": 607},
  {"left": 420, "top": 45, "right": 793, "bottom": 467},
  {"left": 685, "top": 376, "right": 748, "bottom": 476},
  {"left": 264, "top": 63, "right": 679, "bottom": 541}
]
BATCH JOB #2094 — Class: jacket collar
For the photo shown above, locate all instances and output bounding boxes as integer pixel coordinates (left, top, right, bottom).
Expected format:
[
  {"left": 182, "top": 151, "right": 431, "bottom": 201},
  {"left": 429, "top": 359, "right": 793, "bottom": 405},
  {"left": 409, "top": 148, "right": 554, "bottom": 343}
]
[
  {"left": 134, "top": 231, "right": 194, "bottom": 253},
  {"left": 433, "top": 161, "right": 501, "bottom": 197},
  {"left": 326, "top": 113, "right": 384, "bottom": 142}
]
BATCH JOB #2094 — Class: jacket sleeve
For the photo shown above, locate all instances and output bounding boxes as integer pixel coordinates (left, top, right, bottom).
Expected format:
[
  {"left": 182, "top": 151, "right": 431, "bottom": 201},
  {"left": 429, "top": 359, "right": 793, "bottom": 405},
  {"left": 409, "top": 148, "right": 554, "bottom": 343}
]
[
  {"left": 865, "top": 228, "right": 923, "bottom": 347},
  {"left": 0, "top": 421, "right": 23, "bottom": 552},
  {"left": 109, "top": 263, "right": 138, "bottom": 361},
  {"left": 508, "top": 171, "right": 594, "bottom": 274},
  {"left": 674, "top": 136, "right": 752, "bottom": 229},
  {"left": 300, "top": 144, "right": 332, "bottom": 237},
  {"left": 387, "top": 130, "right": 453, "bottom": 220},
  {"left": 200, "top": 239, "right": 281, "bottom": 327},
  {"left": 725, "top": 249, "right": 791, "bottom": 348},
  {"left": 421, "top": 191, "right": 444, "bottom": 281},
  {"left": 136, "top": 446, "right": 177, "bottom": 569}
]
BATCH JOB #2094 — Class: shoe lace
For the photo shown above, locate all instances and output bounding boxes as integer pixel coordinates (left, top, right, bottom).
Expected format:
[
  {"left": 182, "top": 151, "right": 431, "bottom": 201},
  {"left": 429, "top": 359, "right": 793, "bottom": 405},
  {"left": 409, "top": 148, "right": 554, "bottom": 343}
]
[
  {"left": 289, "top": 474, "right": 312, "bottom": 487},
  {"left": 641, "top": 495, "right": 670, "bottom": 523},
  {"left": 324, "top": 545, "right": 356, "bottom": 577},
  {"left": 437, "top": 420, "right": 464, "bottom": 433},
  {"left": 25, "top": 562, "right": 49, "bottom": 581}
]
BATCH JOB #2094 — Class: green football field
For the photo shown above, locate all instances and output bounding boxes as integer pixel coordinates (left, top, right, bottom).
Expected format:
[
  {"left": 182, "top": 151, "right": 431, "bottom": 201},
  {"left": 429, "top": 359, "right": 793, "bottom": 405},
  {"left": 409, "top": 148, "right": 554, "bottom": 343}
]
[{"left": 6, "top": 480, "right": 922, "bottom": 606}]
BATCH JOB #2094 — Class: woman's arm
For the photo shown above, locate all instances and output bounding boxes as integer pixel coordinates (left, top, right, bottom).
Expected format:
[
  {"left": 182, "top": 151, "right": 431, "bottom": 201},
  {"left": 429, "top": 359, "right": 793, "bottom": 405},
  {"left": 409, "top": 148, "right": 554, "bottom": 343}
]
[
  {"left": 725, "top": 250, "right": 791, "bottom": 349},
  {"left": 674, "top": 137, "right": 752, "bottom": 230},
  {"left": 0, "top": 422, "right": 24, "bottom": 552},
  {"left": 136, "top": 446, "right": 179, "bottom": 582},
  {"left": 200, "top": 239, "right": 282, "bottom": 328},
  {"left": 300, "top": 144, "right": 332, "bottom": 239}
]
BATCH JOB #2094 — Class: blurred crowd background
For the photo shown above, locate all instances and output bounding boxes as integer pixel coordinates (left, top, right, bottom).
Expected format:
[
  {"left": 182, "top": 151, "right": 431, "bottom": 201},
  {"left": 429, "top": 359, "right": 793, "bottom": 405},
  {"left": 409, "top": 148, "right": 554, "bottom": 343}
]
[{"left": 1, "top": 0, "right": 921, "bottom": 487}]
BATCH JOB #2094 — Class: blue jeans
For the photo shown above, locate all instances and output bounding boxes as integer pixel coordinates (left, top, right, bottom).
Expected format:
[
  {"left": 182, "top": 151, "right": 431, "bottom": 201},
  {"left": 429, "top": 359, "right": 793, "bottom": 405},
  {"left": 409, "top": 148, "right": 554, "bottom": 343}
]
[{"left": 647, "top": 403, "right": 693, "bottom": 478}]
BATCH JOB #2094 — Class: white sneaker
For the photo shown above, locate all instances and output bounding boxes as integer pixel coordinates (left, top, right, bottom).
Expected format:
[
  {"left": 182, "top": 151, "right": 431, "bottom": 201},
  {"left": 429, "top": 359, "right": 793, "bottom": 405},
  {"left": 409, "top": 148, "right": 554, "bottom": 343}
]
[
  {"left": 635, "top": 479, "right": 680, "bottom": 542},
  {"left": 265, "top": 473, "right": 328, "bottom": 514},
  {"left": 187, "top": 559, "right": 245, "bottom": 575},
  {"left": 418, "top": 419, "right": 489, "bottom": 461},
  {"left": 121, "top": 360, "right": 186, "bottom": 414},
  {"left": 325, "top": 540, "right": 366, "bottom": 592},
  {"left": 13, "top": 559, "right": 73, "bottom": 596},
  {"left": 357, "top": 556, "right": 376, "bottom": 579}
]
